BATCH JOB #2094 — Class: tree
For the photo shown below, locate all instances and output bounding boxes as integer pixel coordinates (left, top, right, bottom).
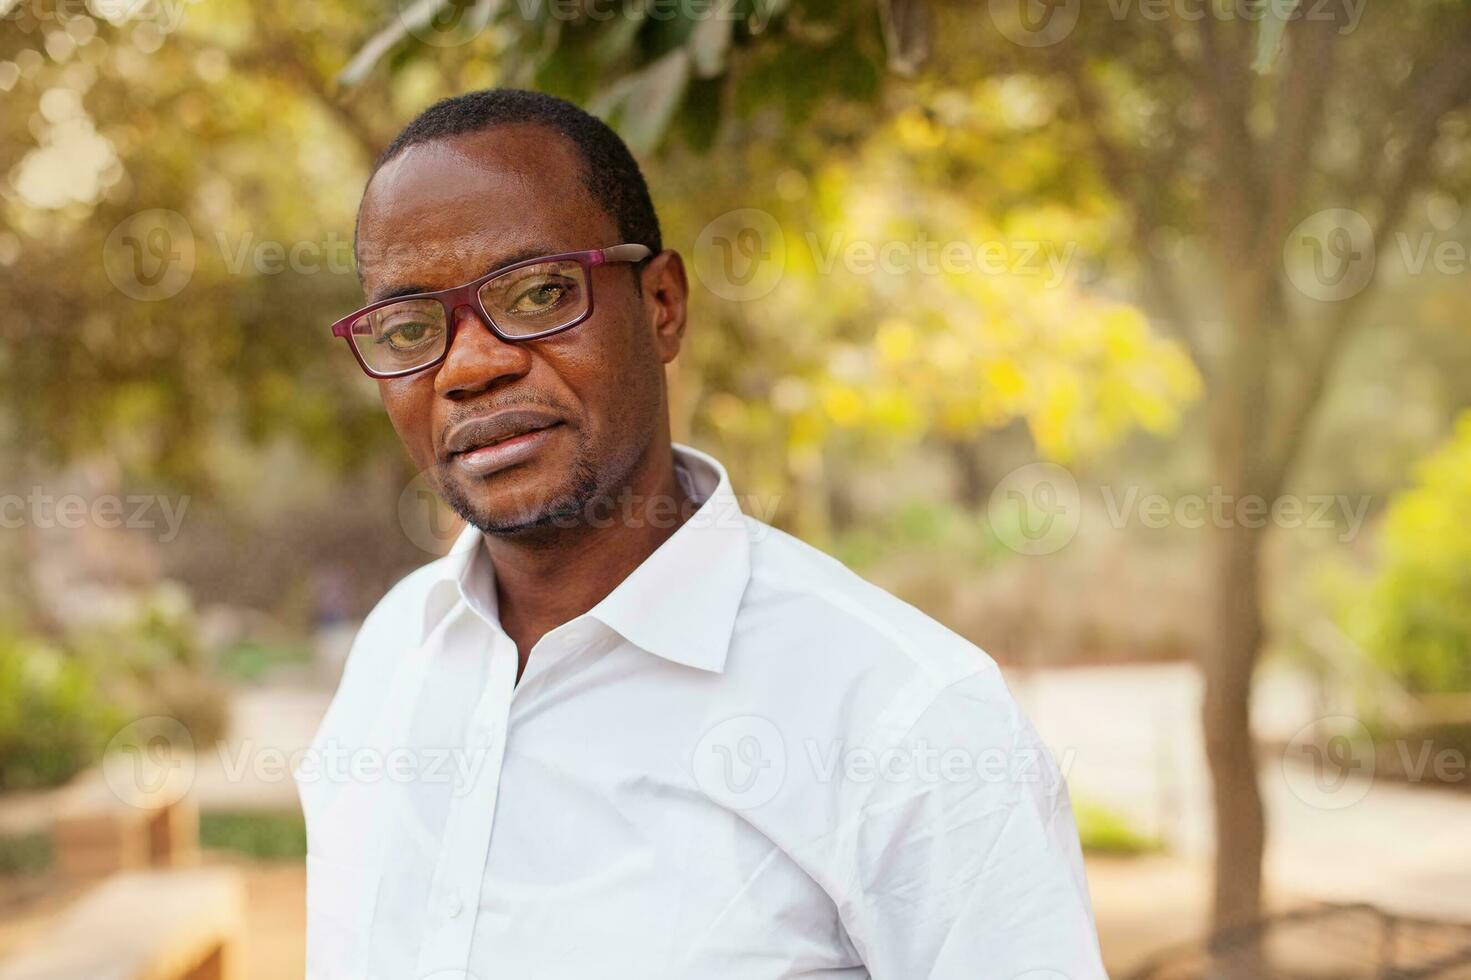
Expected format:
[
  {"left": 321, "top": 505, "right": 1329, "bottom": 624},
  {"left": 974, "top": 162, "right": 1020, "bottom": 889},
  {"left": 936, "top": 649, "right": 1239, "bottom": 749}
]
[
  {"left": 337, "top": 0, "right": 1471, "bottom": 933},
  {"left": 0, "top": 0, "right": 398, "bottom": 483},
  {"left": 1025, "top": 1, "right": 1471, "bottom": 931},
  {"left": 1, "top": 0, "right": 1198, "bottom": 527}
]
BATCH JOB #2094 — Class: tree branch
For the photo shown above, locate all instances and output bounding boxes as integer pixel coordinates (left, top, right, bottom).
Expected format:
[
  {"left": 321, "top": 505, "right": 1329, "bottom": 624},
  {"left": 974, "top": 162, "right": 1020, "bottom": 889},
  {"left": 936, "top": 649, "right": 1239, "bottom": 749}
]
[
  {"left": 1262, "top": 18, "right": 1471, "bottom": 498},
  {"left": 1193, "top": 10, "right": 1262, "bottom": 263},
  {"left": 246, "top": 0, "right": 389, "bottom": 161},
  {"left": 1261, "top": 14, "right": 1337, "bottom": 255},
  {"left": 1054, "top": 47, "right": 1208, "bottom": 376}
]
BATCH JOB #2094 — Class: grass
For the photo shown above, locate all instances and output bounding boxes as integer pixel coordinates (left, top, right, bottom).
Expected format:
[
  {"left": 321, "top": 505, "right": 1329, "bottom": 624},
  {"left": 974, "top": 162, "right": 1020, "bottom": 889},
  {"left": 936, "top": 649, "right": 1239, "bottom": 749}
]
[
  {"left": 216, "top": 640, "right": 312, "bottom": 683},
  {"left": 0, "top": 831, "right": 52, "bottom": 875},
  {"left": 1074, "top": 800, "right": 1163, "bottom": 856},
  {"left": 199, "top": 809, "right": 307, "bottom": 861}
]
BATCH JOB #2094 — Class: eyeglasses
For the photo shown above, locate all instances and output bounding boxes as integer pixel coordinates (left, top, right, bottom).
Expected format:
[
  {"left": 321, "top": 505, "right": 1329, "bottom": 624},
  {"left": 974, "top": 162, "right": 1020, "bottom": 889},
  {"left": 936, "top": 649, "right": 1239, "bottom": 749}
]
[{"left": 331, "top": 243, "right": 652, "bottom": 379}]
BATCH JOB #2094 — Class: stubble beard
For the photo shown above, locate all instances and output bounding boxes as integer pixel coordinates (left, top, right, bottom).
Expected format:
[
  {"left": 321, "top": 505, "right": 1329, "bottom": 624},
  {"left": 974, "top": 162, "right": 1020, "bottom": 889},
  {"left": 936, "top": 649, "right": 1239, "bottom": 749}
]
[{"left": 437, "top": 430, "right": 627, "bottom": 538}]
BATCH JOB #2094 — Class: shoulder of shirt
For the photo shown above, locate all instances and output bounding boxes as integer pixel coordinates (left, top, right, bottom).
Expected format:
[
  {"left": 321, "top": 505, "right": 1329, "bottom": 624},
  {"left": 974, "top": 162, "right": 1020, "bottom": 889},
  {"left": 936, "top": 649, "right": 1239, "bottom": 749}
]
[
  {"left": 739, "top": 513, "right": 1001, "bottom": 693},
  {"left": 306, "top": 555, "right": 461, "bottom": 749},
  {"left": 337, "top": 552, "right": 462, "bottom": 678}
]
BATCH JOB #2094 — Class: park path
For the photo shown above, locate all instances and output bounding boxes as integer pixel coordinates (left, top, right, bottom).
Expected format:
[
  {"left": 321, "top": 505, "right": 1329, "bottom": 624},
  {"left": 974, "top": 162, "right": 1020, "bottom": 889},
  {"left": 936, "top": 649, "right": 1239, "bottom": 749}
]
[
  {"left": 188, "top": 678, "right": 330, "bottom": 813},
  {"left": 1014, "top": 662, "right": 1471, "bottom": 924}
]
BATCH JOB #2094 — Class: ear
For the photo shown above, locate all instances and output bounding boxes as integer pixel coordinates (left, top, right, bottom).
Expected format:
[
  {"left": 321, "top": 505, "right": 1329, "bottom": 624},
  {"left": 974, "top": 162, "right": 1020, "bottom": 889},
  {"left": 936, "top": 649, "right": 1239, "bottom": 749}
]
[{"left": 639, "top": 250, "right": 689, "bottom": 364}]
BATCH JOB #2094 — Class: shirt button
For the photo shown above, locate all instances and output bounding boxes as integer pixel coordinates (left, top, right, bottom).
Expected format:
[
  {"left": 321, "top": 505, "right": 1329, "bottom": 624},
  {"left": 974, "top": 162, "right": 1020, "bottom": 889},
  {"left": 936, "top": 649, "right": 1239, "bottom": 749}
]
[{"left": 447, "top": 894, "right": 463, "bottom": 918}]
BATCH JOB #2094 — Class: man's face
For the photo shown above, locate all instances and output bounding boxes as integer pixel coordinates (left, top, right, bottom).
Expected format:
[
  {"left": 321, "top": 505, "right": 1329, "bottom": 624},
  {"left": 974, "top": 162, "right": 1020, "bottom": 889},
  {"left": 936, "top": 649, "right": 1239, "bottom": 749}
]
[{"left": 355, "top": 124, "right": 683, "bottom": 534}]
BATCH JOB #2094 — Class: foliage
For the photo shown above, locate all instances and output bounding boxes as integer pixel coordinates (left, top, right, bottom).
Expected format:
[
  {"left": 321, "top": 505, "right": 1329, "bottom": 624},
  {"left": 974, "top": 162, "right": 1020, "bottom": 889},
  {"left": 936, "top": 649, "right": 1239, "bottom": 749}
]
[
  {"left": 200, "top": 808, "right": 308, "bottom": 861},
  {"left": 1074, "top": 799, "right": 1162, "bottom": 856},
  {"left": 0, "top": 831, "right": 53, "bottom": 875},
  {"left": 1345, "top": 412, "right": 1471, "bottom": 694},
  {"left": 0, "top": 0, "right": 399, "bottom": 486},
  {"left": 0, "top": 588, "right": 230, "bottom": 794},
  {"left": 0, "top": 627, "right": 121, "bottom": 790},
  {"left": 678, "top": 86, "right": 1200, "bottom": 480},
  {"left": 217, "top": 639, "right": 312, "bottom": 683},
  {"left": 0, "top": 0, "right": 1201, "bottom": 524},
  {"left": 67, "top": 584, "right": 203, "bottom": 673},
  {"left": 67, "top": 586, "right": 231, "bottom": 746},
  {"left": 832, "top": 498, "right": 987, "bottom": 569}
]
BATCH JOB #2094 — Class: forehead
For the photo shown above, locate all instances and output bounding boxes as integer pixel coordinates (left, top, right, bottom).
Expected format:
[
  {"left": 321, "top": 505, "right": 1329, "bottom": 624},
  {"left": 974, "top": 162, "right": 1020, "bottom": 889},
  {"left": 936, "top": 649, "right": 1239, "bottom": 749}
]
[{"left": 355, "top": 124, "right": 615, "bottom": 296}]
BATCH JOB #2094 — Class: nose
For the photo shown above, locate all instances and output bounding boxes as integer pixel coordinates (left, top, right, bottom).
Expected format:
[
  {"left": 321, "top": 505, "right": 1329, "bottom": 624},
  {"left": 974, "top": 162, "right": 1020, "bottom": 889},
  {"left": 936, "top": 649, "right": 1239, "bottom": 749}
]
[{"left": 433, "top": 304, "right": 533, "bottom": 400}]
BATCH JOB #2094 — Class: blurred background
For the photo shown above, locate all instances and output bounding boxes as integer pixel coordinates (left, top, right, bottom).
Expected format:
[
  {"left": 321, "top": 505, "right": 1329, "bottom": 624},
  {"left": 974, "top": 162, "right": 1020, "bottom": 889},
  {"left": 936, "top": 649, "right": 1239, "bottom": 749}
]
[{"left": 1, "top": 0, "right": 1470, "bottom": 977}]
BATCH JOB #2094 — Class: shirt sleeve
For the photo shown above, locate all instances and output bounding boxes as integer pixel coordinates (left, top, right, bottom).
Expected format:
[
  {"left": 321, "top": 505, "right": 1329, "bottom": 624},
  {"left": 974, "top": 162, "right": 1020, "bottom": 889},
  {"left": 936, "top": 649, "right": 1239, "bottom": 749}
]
[{"left": 840, "top": 669, "right": 1107, "bottom": 980}]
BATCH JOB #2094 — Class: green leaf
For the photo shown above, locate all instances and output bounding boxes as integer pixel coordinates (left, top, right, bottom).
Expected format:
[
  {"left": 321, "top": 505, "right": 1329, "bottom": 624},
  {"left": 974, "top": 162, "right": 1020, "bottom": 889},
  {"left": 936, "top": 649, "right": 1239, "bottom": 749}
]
[
  {"left": 591, "top": 49, "right": 693, "bottom": 154},
  {"left": 689, "top": 12, "right": 735, "bottom": 78},
  {"left": 879, "top": 0, "right": 931, "bottom": 77},
  {"left": 588, "top": 8, "right": 646, "bottom": 68},
  {"left": 748, "top": 0, "right": 790, "bottom": 34},
  {"left": 738, "top": 38, "right": 880, "bottom": 124},
  {"left": 676, "top": 75, "right": 725, "bottom": 152},
  {"left": 640, "top": 1, "right": 702, "bottom": 59},
  {"left": 1253, "top": 0, "right": 1298, "bottom": 74},
  {"left": 339, "top": 0, "right": 503, "bottom": 86}
]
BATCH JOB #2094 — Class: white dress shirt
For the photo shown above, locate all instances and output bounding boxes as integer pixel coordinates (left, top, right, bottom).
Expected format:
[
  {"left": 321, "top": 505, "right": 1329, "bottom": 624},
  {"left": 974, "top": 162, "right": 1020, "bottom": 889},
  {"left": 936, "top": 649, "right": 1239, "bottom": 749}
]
[{"left": 297, "top": 444, "right": 1104, "bottom": 980}]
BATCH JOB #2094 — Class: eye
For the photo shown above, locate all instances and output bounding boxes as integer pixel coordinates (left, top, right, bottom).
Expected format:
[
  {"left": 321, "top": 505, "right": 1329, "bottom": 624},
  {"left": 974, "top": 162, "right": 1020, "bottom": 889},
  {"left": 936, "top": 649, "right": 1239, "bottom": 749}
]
[
  {"left": 507, "top": 277, "right": 576, "bottom": 315},
  {"left": 379, "top": 315, "right": 443, "bottom": 352}
]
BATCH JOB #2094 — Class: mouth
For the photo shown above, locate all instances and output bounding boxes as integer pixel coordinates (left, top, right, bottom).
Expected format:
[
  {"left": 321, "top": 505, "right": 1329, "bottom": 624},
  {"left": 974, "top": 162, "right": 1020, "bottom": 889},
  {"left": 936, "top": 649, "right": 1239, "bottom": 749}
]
[{"left": 444, "top": 410, "right": 565, "bottom": 478}]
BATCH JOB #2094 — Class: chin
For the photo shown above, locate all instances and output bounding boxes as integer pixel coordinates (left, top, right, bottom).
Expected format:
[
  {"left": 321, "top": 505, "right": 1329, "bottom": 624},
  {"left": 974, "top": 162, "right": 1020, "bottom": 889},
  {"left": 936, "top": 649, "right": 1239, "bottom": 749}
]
[{"left": 439, "top": 459, "right": 600, "bottom": 536}]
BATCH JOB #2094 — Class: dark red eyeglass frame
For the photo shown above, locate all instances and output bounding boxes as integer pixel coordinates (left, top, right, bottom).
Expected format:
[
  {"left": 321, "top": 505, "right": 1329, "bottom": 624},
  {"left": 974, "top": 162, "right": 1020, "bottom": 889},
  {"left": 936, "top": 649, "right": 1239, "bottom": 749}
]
[{"left": 330, "top": 243, "right": 653, "bottom": 380}]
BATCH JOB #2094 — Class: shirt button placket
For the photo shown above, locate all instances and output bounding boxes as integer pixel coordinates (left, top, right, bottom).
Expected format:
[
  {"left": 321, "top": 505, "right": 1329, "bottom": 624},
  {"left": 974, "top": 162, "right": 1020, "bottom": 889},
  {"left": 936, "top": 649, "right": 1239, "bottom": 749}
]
[{"left": 417, "top": 633, "right": 517, "bottom": 976}]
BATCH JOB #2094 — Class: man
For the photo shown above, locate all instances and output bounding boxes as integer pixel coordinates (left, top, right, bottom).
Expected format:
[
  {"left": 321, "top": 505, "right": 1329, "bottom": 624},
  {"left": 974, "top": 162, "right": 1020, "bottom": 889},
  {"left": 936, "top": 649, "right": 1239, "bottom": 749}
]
[{"left": 300, "top": 88, "right": 1104, "bottom": 980}]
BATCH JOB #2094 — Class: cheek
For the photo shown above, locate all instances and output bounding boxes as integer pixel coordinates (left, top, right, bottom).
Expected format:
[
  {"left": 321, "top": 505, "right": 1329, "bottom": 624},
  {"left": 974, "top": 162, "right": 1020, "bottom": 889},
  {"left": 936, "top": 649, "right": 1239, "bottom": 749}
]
[
  {"left": 566, "top": 312, "right": 657, "bottom": 418},
  {"left": 378, "top": 378, "right": 437, "bottom": 466}
]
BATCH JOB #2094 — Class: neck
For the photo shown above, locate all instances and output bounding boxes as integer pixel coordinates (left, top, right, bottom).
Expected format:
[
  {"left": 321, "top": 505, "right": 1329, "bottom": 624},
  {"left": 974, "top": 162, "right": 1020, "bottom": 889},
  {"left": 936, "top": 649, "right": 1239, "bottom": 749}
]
[{"left": 485, "top": 440, "right": 693, "bottom": 673}]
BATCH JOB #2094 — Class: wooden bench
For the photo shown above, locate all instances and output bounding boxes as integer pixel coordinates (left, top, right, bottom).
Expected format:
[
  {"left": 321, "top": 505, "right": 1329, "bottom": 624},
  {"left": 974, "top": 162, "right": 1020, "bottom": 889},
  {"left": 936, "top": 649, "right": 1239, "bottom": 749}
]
[
  {"left": 0, "top": 867, "right": 245, "bottom": 980},
  {"left": 51, "top": 771, "right": 198, "bottom": 879}
]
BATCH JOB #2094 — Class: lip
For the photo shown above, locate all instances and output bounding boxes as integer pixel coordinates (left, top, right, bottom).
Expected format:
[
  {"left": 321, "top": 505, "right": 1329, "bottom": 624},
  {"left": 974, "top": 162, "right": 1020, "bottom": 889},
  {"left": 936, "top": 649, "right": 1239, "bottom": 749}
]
[
  {"left": 443, "top": 409, "right": 565, "bottom": 478},
  {"left": 453, "top": 424, "right": 561, "bottom": 477}
]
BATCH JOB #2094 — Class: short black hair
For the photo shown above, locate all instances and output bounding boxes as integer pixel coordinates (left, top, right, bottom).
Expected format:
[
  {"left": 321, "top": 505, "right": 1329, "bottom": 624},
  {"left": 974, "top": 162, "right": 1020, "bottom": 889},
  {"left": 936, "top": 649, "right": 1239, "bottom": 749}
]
[{"left": 365, "top": 88, "right": 662, "bottom": 258}]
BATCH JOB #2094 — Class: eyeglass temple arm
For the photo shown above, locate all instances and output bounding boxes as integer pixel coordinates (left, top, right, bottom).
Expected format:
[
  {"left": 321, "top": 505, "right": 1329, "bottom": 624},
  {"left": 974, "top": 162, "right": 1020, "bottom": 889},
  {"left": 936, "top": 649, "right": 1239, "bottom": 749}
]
[{"left": 599, "top": 243, "right": 653, "bottom": 264}]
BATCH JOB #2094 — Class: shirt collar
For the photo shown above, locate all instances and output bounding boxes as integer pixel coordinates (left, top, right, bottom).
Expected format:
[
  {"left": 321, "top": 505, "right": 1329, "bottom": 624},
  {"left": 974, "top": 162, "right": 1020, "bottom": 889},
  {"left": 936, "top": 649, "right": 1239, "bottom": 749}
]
[
  {"left": 420, "top": 443, "right": 751, "bottom": 673},
  {"left": 420, "top": 530, "right": 491, "bottom": 643}
]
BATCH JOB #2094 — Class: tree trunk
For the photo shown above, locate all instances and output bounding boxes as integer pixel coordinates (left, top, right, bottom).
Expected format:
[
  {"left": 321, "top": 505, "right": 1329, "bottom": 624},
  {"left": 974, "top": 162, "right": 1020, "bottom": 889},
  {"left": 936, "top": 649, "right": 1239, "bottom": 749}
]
[
  {"left": 945, "top": 437, "right": 989, "bottom": 511},
  {"left": 1202, "top": 287, "right": 1274, "bottom": 940},
  {"left": 1202, "top": 517, "right": 1267, "bottom": 932}
]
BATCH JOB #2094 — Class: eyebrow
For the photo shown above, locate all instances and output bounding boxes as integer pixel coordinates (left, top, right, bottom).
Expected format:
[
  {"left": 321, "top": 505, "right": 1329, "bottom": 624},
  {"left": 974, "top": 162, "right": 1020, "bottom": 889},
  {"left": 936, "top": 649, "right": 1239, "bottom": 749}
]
[{"left": 369, "top": 244, "right": 564, "bottom": 303}]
